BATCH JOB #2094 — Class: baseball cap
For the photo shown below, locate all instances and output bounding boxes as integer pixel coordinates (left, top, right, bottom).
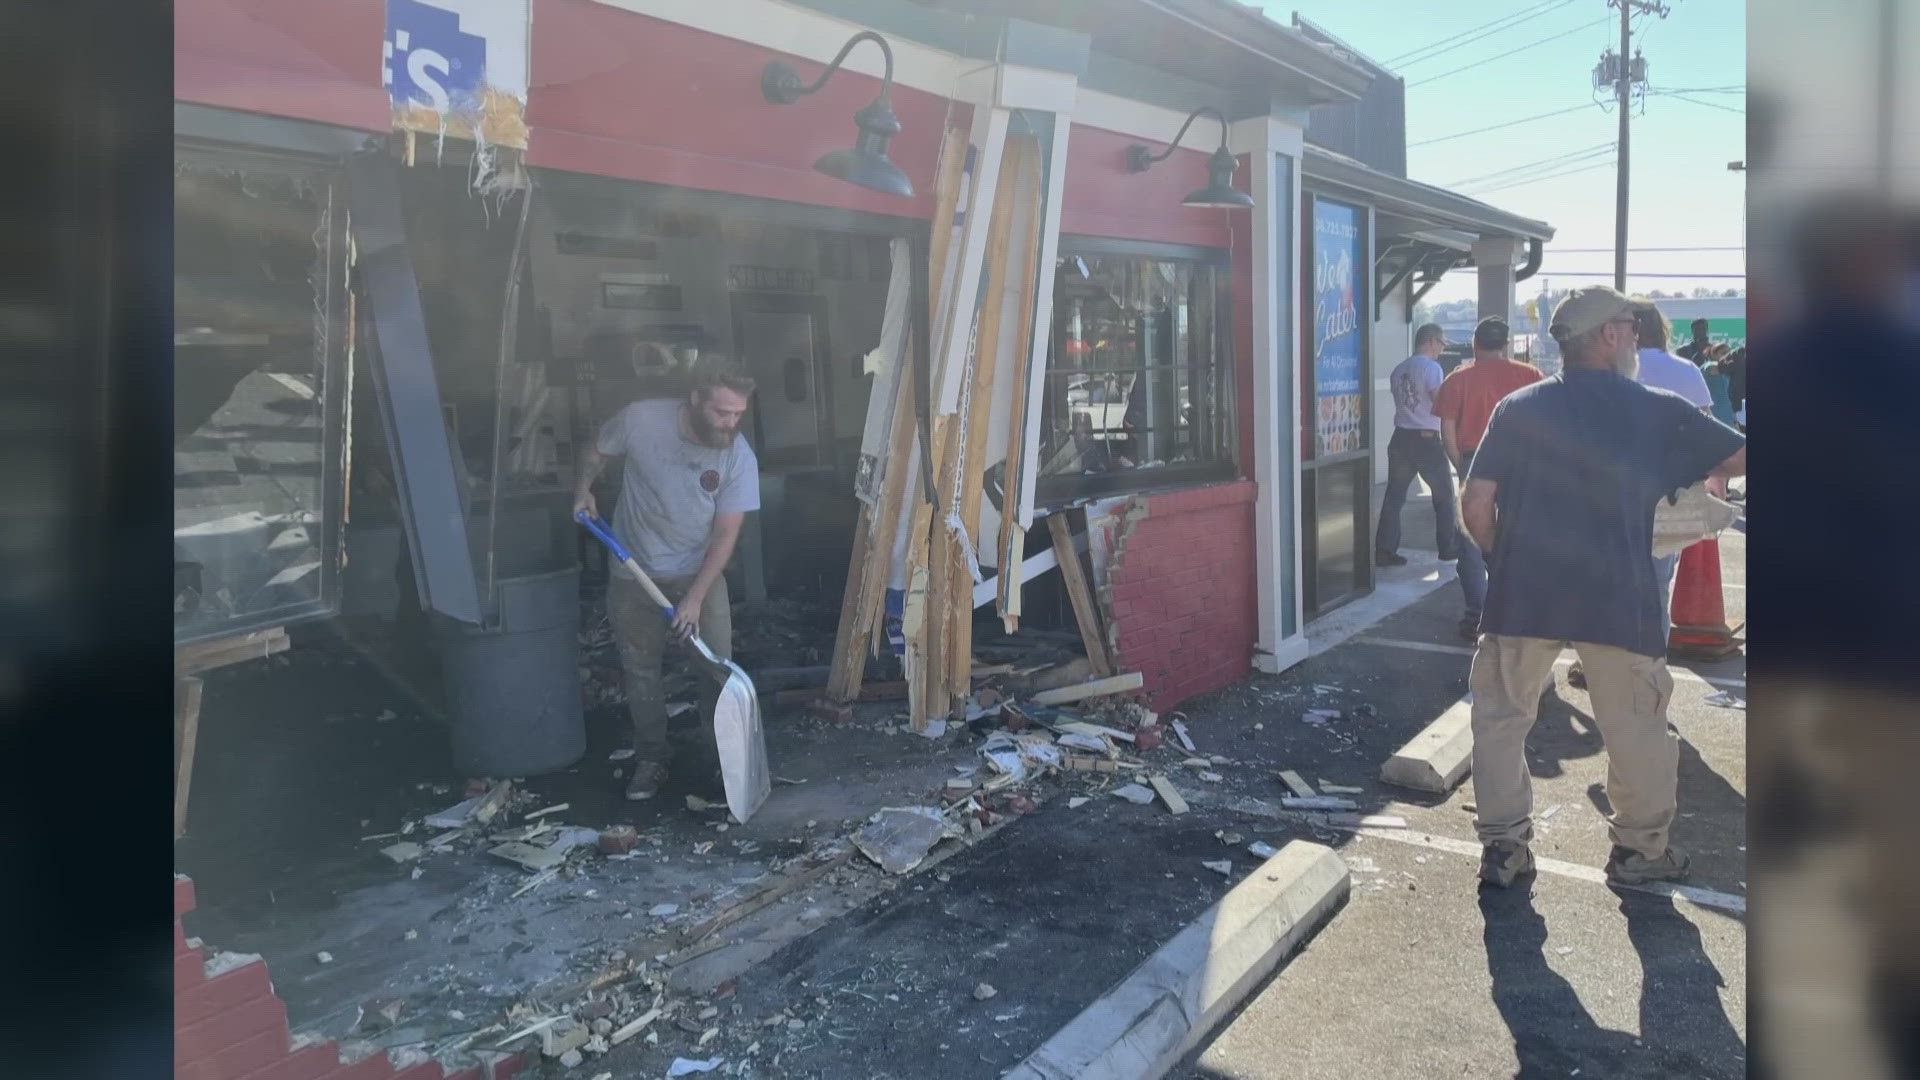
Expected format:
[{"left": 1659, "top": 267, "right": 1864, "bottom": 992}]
[
  {"left": 1473, "top": 317, "right": 1510, "bottom": 350},
  {"left": 1547, "top": 284, "right": 1634, "bottom": 339}
]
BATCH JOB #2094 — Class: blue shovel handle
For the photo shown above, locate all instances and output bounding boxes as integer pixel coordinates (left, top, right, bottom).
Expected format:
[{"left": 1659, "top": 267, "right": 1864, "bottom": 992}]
[{"left": 576, "top": 510, "right": 676, "bottom": 620}]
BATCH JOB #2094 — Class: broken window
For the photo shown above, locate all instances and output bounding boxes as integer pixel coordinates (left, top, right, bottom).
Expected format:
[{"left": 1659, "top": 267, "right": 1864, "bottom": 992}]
[
  {"left": 1037, "top": 249, "right": 1236, "bottom": 503},
  {"left": 174, "top": 149, "right": 350, "bottom": 644}
]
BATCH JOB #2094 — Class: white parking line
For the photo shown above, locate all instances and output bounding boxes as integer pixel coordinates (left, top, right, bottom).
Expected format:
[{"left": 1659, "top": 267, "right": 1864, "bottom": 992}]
[
  {"left": 1353, "top": 827, "right": 1748, "bottom": 915},
  {"left": 1353, "top": 636, "right": 1746, "bottom": 690}
]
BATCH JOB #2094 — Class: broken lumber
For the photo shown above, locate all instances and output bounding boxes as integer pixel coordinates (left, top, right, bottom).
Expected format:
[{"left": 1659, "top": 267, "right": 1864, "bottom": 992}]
[
  {"left": 1032, "top": 672, "right": 1144, "bottom": 707},
  {"left": 472, "top": 780, "right": 515, "bottom": 826},
  {"left": 1277, "top": 771, "right": 1317, "bottom": 799},
  {"left": 610, "top": 1009, "right": 662, "bottom": 1047},
  {"left": 489, "top": 841, "right": 565, "bottom": 872},
  {"left": 1149, "top": 774, "right": 1189, "bottom": 815},
  {"left": 1047, "top": 512, "right": 1114, "bottom": 678}
]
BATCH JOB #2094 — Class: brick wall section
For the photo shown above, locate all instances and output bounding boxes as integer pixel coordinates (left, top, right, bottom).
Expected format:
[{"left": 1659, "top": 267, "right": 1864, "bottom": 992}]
[
  {"left": 1098, "top": 481, "right": 1259, "bottom": 711},
  {"left": 174, "top": 875, "right": 524, "bottom": 1080}
]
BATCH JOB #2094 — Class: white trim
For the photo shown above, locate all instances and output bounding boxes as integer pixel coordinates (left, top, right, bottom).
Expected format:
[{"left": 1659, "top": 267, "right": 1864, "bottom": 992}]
[
  {"left": 995, "top": 64, "right": 1079, "bottom": 115},
  {"left": 1285, "top": 137, "right": 1309, "bottom": 648},
  {"left": 1013, "top": 118, "right": 1073, "bottom": 530},
  {"left": 1248, "top": 123, "right": 1290, "bottom": 670},
  {"left": 585, "top": 0, "right": 979, "bottom": 100},
  {"left": 1254, "top": 634, "right": 1311, "bottom": 675},
  {"left": 973, "top": 527, "right": 1086, "bottom": 608},
  {"left": 935, "top": 107, "right": 1011, "bottom": 414},
  {"left": 1071, "top": 86, "right": 1221, "bottom": 145}
]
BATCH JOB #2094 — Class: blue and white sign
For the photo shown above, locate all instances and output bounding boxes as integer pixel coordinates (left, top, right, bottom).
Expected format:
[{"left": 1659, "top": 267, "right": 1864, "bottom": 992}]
[
  {"left": 383, "top": 0, "right": 529, "bottom": 143},
  {"left": 1312, "top": 198, "right": 1365, "bottom": 457}
]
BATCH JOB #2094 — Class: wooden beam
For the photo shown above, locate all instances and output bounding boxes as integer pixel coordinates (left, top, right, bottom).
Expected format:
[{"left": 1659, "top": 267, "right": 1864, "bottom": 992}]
[
  {"left": 1048, "top": 512, "right": 1114, "bottom": 679},
  {"left": 1031, "top": 671, "right": 1144, "bottom": 707},
  {"left": 174, "top": 676, "right": 204, "bottom": 840},
  {"left": 995, "top": 141, "right": 1050, "bottom": 633}
]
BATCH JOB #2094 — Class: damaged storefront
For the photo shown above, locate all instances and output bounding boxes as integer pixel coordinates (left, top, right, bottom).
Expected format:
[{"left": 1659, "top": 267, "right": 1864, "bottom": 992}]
[{"left": 172, "top": 2, "right": 1550, "bottom": 1078}]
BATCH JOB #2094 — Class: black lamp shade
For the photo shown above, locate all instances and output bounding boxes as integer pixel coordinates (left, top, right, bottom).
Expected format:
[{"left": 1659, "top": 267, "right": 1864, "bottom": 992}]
[
  {"left": 1182, "top": 146, "right": 1253, "bottom": 209},
  {"left": 817, "top": 96, "right": 913, "bottom": 197}
]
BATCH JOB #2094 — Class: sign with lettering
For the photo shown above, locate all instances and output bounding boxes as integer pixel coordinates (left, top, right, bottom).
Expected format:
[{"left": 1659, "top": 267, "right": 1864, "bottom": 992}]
[
  {"left": 1312, "top": 198, "right": 1365, "bottom": 457},
  {"left": 384, "top": 0, "right": 529, "bottom": 150}
]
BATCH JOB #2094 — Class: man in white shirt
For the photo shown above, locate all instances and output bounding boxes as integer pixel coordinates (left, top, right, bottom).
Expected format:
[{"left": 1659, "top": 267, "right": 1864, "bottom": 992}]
[{"left": 1375, "top": 323, "right": 1461, "bottom": 567}]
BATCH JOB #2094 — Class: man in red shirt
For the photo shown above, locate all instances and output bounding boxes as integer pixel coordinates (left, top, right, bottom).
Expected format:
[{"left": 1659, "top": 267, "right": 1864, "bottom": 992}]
[{"left": 1432, "top": 317, "right": 1544, "bottom": 639}]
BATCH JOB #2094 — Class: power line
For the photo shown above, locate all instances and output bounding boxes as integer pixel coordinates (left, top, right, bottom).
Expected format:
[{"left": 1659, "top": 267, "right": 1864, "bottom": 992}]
[
  {"left": 1448, "top": 142, "right": 1613, "bottom": 188},
  {"left": 1409, "top": 102, "right": 1598, "bottom": 147},
  {"left": 1651, "top": 91, "right": 1745, "bottom": 114},
  {"left": 1394, "top": 0, "right": 1582, "bottom": 68},
  {"left": 1385, "top": 0, "right": 1575, "bottom": 65},
  {"left": 1409, "top": 16, "right": 1614, "bottom": 87},
  {"left": 1466, "top": 158, "right": 1617, "bottom": 195}
]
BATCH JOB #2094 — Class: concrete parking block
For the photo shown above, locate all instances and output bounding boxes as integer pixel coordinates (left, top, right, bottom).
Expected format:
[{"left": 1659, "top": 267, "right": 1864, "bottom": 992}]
[
  {"left": 1380, "top": 697, "right": 1473, "bottom": 793},
  {"left": 1004, "top": 840, "right": 1349, "bottom": 1080}
]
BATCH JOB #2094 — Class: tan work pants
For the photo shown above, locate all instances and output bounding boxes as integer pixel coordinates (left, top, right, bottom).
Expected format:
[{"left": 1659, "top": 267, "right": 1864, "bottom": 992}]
[
  {"left": 1470, "top": 634, "right": 1678, "bottom": 858},
  {"left": 607, "top": 572, "right": 732, "bottom": 768}
]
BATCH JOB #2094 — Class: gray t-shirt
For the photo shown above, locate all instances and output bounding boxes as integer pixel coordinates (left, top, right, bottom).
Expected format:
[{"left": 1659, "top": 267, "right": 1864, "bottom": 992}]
[
  {"left": 1389, "top": 354, "right": 1445, "bottom": 431},
  {"left": 597, "top": 399, "right": 760, "bottom": 580}
]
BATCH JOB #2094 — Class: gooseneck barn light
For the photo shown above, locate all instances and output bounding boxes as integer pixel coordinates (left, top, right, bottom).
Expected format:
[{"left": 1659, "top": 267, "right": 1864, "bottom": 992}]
[
  {"left": 761, "top": 31, "right": 914, "bottom": 198},
  {"left": 1126, "top": 106, "right": 1255, "bottom": 210}
]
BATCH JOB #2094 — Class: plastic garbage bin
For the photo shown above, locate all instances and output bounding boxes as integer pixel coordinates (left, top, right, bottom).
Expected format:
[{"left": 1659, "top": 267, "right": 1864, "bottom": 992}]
[{"left": 432, "top": 566, "right": 585, "bottom": 776}]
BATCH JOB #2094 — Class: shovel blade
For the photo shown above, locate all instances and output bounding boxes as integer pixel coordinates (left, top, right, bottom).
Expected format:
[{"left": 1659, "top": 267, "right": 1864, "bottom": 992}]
[{"left": 713, "top": 665, "right": 770, "bottom": 823}]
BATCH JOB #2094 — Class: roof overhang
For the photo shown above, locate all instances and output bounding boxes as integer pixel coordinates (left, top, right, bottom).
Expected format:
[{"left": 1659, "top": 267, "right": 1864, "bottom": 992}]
[{"left": 1305, "top": 145, "right": 1555, "bottom": 243}]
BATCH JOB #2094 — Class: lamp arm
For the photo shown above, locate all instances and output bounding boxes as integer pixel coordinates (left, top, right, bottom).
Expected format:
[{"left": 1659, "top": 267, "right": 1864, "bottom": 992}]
[
  {"left": 792, "top": 30, "right": 897, "bottom": 98},
  {"left": 1134, "top": 105, "right": 1229, "bottom": 167}
]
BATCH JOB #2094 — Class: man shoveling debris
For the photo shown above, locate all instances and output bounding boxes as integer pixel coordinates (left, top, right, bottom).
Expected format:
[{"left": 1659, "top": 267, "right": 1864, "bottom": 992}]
[{"left": 575, "top": 360, "right": 760, "bottom": 802}]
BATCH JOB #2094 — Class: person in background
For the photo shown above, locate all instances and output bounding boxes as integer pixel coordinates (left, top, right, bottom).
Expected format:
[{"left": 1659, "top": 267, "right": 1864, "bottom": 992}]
[
  {"left": 1462, "top": 285, "right": 1746, "bottom": 889},
  {"left": 1566, "top": 302, "right": 1717, "bottom": 689},
  {"left": 1722, "top": 344, "right": 1747, "bottom": 431},
  {"left": 574, "top": 360, "right": 760, "bottom": 801},
  {"left": 1676, "top": 317, "right": 1714, "bottom": 365},
  {"left": 1702, "top": 344, "right": 1739, "bottom": 426},
  {"left": 1375, "top": 323, "right": 1460, "bottom": 568},
  {"left": 1433, "top": 316, "right": 1543, "bottom": 640}
]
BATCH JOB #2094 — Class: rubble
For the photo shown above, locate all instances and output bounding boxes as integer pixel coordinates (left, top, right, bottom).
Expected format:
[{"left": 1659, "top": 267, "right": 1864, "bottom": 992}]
[
  {"left": 1248, "top": 841, "right": 1280, "bottom": 859},
  {"left": 973, "top": 982, "right": 998, "bottom": 1001},
  {"left": 1148, "top": 775, "right": 1189, "bottom": 815},
  {"left": 599, "top": 826, "right": 640, "bottom": 855},
  {"left": 1031, "top": 672, "right": 1145, "bottom": 707},
  {"left": 667, "top": 1056, "right": 724, "bottom": 1076},
  {"left": 381, "top": 842, "right": 426, "bottom": 864},
  {"left": 1202, "top": 860, "right": 1234, "bottom": 876},
  {"left": 853, "top": 807, "right": 960, "bottom": 875},
  {"left": 1111, "top": 784, "right": 1156, "bottom": 805},
  {"left": 1281, "top": 796, "right": 1358, "bottom": 812},
  {"left": 1278, "top": 770, "right": 1317, "bottom": 798},
  {"left": 1171, "top": 718, "right": 1197, "bottom": 752}
]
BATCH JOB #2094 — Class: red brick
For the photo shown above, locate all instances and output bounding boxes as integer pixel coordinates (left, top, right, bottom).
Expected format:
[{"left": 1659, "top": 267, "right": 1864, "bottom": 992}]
[
  {"left": 177, "top": 1027, "right": 290, "bottom": 1080},
  {"left": 176, "top": 920, "right": 193, "bottom": 957},
  {"left": 177, "top": 959, "right": 274, "bottom": 1028},
  {"left": 177, "top": 876, "right": 198, "bottom": 917},
  {"left": 1107, "top": 599, "right": 1135, "bottom": 618},
  {"left": 390, "top": 1062, "right": 449, "bottom": 1080},
  {"left": 177, "top": 950, "right": 208, "bottom": 992},
  {"left": 232, "top": 1044, "right": 342, "bottom": 1080},
  {"left": 177, "top": 999, "right": 289, "bottom": 1065}
]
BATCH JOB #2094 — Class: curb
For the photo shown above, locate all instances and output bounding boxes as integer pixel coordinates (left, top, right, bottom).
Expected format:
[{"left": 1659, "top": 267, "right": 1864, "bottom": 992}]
[
  {"left": 1003, "top": 841, "right": 1350, "bottom": 1080},
  {"left": 1380, "top": 696, "right": 1474, "bottom": 793}
]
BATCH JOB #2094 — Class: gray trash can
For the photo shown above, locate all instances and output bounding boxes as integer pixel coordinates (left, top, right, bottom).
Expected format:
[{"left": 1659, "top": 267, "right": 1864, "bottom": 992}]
[{"left": 433, "top": 566, "right": 586, "bottom": 776}]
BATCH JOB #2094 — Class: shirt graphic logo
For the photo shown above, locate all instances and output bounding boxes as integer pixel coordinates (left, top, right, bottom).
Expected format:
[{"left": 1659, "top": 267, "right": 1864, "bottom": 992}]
[{"left": 700, "top": 470, "right": 721, "bottom": 493}]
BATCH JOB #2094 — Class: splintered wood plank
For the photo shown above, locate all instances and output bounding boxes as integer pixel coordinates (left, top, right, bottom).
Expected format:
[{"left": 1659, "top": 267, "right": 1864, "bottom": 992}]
[
  {"left": 1048, "top": 511, "right": 1115, "bottom": 679},
  {"left": 996, "top": 139, "right": 1050, "bottom": 632}
]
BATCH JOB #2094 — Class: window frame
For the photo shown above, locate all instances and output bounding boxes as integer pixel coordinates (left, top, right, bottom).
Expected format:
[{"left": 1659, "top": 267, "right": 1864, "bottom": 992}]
[
  {"left": 173, "top": 136, "right": 354, "bottom": 646},
  {"left": 1035, "top": 236, "right": 1239, "bottom": 509}
]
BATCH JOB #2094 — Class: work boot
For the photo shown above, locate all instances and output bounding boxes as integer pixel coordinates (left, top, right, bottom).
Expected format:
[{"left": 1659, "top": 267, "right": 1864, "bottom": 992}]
[
  {"left": 1375, "top": 552, "right": 1409, "bottom": 568},
  {"left": 1479, "top": 840, "right": 1536, "bottom": 888},
  {"left": 624, "top": 761, "right": 669, "bottom": 802},
  {"left": 1605, "top": 844, "right": 1691, "bottom": 886}
]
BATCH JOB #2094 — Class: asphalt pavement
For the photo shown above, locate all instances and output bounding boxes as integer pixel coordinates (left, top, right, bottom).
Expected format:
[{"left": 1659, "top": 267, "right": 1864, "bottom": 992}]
[{"left": 1176, "top": 483, "right": 1749, "bottom": 1079}]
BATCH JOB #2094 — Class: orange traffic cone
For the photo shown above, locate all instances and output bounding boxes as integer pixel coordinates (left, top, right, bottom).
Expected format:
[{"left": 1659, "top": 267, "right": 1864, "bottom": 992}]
[{"left": 1668, "top": 536, "right": 1742, "bottom": 659}]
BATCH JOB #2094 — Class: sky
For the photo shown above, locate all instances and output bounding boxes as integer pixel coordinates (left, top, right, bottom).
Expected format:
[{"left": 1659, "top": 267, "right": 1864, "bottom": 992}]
[{"left": 1259, "top": 0, "right": 1746, "bottom": 305}]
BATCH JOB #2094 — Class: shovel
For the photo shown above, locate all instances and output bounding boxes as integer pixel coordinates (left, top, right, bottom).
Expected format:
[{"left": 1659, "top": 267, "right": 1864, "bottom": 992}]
[{"left": 577, "top": 511, "right": 770, "bottom": 823}]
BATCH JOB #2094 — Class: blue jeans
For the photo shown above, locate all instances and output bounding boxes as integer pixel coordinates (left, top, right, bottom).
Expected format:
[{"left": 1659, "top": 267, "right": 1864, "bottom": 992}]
[
  {"left": 1376, "top": 428, "right": 1459, "bottom": 558},
  {"left": 1655, "top": 551, "right": 1680, "bottom": 648}
]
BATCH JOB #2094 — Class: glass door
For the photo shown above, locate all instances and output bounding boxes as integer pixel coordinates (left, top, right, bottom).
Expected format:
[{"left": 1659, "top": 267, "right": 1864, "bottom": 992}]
[{"left": 1300, "top": 194, "right": 1373, "bottom": 617}]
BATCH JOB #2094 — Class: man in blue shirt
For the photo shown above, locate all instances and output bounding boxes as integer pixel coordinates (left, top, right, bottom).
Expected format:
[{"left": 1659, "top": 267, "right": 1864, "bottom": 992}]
[{"left": 1461, "top": 285, "right": 1746, "bottom": 888}]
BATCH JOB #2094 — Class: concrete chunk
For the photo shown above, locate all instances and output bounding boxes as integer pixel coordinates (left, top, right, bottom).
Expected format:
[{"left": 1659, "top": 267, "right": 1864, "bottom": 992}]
[
  {"left": 1380, "top": 697, "right": 1474, "bottom": 794},
  {"left": 1004, "top": 841, "right": 1349, "bottom": 1080}
]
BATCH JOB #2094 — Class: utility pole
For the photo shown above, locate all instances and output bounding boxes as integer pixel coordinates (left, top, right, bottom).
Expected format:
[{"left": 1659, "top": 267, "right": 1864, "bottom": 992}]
[{"left": 1598, "top": 0, "right": 1669, "bottom": 291}]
